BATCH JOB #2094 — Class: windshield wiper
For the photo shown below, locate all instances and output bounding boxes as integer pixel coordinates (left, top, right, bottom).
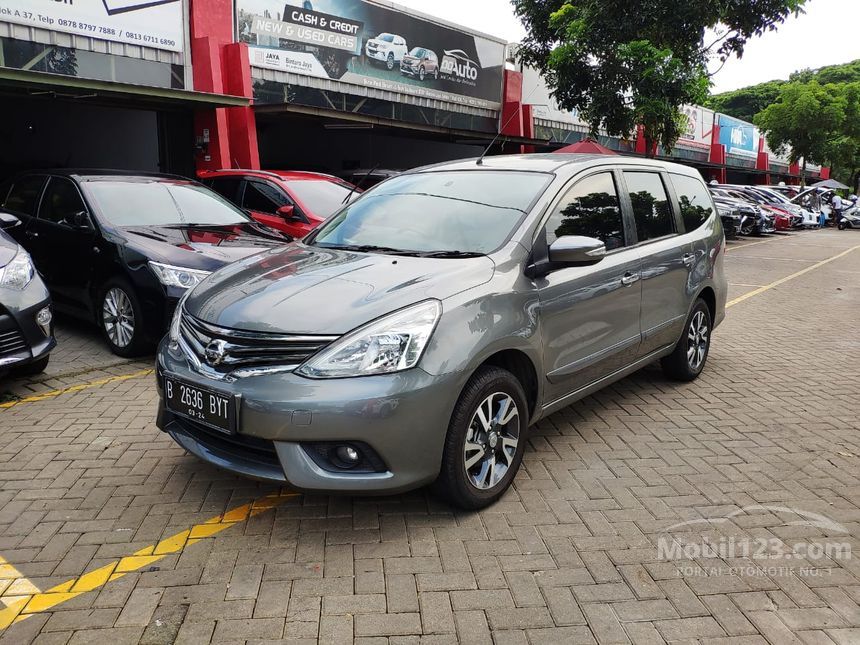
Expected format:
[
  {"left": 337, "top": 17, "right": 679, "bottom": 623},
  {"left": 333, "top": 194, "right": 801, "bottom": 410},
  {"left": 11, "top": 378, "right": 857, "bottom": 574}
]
[
  {"left": 318, "top": 244, "right": 420, "bottom": 256},
  {"left": 415, "top": 250, "right": 486, "bottom": 258}
]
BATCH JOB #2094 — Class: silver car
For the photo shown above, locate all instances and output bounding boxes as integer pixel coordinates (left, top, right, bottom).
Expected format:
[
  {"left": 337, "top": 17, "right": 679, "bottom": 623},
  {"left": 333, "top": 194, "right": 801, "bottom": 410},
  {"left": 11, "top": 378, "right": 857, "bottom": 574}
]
[{"left": 156, "top": 155, "right": 727, "bottom": 509}]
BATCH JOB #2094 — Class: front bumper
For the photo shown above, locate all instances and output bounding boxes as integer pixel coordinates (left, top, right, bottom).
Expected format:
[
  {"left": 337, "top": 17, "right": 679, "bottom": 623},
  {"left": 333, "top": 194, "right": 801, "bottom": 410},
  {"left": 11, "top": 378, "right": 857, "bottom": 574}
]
[
  {"left": 0, "top": 278, "right": 55, "bottom": 374},
  {"left": 155, "top": 339, "right": 463, "bottom": 494},
  {"left": 366, "top": 47, "right": 390, "bottom": 62}
]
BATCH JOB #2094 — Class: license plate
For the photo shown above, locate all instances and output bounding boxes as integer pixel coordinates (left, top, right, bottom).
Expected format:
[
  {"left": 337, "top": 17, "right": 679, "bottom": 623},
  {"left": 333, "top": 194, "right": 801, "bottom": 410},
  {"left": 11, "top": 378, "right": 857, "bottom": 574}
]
[{"left": 164, "top": 376, "right": 236, "bottom": 435}]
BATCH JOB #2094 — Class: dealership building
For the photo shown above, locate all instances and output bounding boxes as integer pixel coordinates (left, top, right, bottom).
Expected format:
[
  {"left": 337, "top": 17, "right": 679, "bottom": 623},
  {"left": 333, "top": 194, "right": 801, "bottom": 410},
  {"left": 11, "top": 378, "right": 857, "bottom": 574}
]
[{"left": 0, "top": 0, "right": 828, "bottom": 184}]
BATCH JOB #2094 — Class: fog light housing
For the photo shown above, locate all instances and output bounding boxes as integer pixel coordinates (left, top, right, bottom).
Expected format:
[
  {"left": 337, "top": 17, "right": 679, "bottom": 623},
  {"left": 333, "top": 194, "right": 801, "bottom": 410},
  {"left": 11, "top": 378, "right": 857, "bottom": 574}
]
[
  {"left": 335, "top": 445, "right": 361, "bottom": 467},
  {"left": 36, "top": 306, "right": 52, "bottom": 336}
]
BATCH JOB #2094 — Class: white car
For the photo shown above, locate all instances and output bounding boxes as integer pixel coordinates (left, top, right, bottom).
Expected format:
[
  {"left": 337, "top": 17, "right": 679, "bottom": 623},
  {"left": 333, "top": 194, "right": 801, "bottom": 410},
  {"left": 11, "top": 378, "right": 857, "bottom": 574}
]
[{"left": 366, "top": 33, "right": 408, "bottom": 70}]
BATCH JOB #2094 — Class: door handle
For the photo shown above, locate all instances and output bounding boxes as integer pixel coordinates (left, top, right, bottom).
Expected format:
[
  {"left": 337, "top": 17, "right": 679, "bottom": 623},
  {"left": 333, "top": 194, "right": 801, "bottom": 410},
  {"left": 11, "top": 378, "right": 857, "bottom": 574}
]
[
  {"left": 621, "top": 272, "right": 640, "bottom": 286},
  {"left": 682, "top": 253, "right": 695, "bottom": 267},
  {"left": 26, "top": 230, "right": 39, "bottom": 239}
]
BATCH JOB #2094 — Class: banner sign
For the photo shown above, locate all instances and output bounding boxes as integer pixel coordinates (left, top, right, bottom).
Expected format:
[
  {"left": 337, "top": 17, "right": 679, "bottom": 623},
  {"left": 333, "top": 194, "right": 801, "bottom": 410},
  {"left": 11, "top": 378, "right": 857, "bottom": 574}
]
[
  {"left": 238, "top": 0, "right": 506, "bottom": 110},
  {"left": 717, "top": 113, "right": 759, "bottom": 158},
  {"left": 677, "top": 105, "right": 714, "bottom": 149},
  {"left": 0, "top": 0, "right": 183, "bottom": 52}
]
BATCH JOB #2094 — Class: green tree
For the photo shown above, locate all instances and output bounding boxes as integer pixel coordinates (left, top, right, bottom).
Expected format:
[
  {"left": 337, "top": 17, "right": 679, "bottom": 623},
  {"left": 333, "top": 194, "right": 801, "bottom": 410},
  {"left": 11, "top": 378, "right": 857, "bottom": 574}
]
[
  {"left": 511, "top": 0, "right": 806, "bottom": 153},
  {"left": 754, "top": 81, "right": 846, "bottom": 182},
  {"left": 705, "top": 80, "right": 784, "bottom": 123},
  {"left": 826, "top": 83, "right": 860, "bottom": 191}
]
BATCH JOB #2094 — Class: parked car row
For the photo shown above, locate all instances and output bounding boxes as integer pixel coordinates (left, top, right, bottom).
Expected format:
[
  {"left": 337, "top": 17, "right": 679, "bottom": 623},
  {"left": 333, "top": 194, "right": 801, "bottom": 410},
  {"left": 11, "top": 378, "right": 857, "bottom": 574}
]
[{"left": 708, "top": 183, "right": 822, "bottom": 237}]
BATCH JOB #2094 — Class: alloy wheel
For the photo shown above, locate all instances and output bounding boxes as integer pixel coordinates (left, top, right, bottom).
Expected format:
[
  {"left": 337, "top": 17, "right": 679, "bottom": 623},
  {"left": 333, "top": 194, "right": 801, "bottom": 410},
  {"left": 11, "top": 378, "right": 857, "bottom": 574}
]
[
  {"left": 686, "top": 310, "right": 709, "bottom": 371},
  {"left": 387, "top": 53, "right": 394, "bottom": 70},
  {"left": 419, "top": 67, "right": 425, "bottom": 81},
  {"left": 463, "top": 392, "right": 520, "bottom": 490},
  {"left": 103, "top": 287, "right": 135, "bottom": 348}
]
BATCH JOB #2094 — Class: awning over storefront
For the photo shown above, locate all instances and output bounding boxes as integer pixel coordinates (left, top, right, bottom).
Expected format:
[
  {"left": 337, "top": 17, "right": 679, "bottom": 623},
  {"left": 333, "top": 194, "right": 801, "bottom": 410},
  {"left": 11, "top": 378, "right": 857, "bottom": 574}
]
[{"left": 0, "top": 68, "right": 250, "bottom": 109}]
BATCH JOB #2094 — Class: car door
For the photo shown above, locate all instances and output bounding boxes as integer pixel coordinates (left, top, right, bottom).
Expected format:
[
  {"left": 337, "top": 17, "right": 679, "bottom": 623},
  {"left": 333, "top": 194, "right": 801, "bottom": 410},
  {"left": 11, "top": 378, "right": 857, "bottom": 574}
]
[
  {"left": 31, "top": 176, "right": 97, "bottom": 314},
  {"left": 241, "top": 179, "right": 309, "bottom": 238},
  {"left": 1, "top": 174, "right": 47, "bottom": 249},
  {"left": 536, "top": 170, "right": 643, "bottom": 404},
  {"left": 620, "top": 170, "right": 693, "bottom": 356}
]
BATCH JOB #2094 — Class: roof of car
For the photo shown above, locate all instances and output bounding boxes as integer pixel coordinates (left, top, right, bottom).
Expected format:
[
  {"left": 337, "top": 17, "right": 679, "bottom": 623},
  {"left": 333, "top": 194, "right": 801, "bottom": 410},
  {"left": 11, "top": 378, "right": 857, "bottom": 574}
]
[
  {"left": 199, "top": 169, "right": 346, "bottom": 182},
  {"left": 411, "top": 153, "right": 702, "bottom": 176},
  {"left": 13, "top": 169, "right": 188, "bottom": 182}
]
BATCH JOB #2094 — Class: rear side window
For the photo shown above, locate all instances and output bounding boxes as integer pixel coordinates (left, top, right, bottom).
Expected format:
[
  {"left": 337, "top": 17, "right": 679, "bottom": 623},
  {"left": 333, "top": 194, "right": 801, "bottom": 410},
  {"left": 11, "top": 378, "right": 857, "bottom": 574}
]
[
  {"left": 208, "top": 177, "right": 243, "bottom": 204},
  {"left": 4, "top": 175, "right": 47, "bottom": 216},
  {"left": 39, "top": 177, "right": 87, "bottom": 225},
  {"left": 544, "top": 172, "right": 626, "bottom": 251},
  {"left": 671, "top": 174, "right": 714, "bottom": 233},
  {"left": 624, "top": 172, "right": 675, "bottom": 242}
]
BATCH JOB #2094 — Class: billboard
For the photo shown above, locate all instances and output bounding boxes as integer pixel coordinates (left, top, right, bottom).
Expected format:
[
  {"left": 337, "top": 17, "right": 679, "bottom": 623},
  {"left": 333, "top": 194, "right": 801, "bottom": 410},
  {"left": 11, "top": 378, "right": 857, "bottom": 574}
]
[
  {"left": 238, "top": 0, "right": 506, "bottom": 110},
  {"left": 677, "top": 105, "right": 714, "bottom": 149},
  {"left": 717, "top": 114, "right": 759, "bottom": 158},
  {"left": 0, "top": 0, "right": 183, "bottom": 52}
]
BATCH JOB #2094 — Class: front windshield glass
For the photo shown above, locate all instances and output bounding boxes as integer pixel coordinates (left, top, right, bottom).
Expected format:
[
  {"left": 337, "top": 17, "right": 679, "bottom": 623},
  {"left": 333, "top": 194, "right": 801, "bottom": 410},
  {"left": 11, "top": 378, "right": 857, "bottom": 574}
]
[
  {"left": 84, "top": 180, "right": 250, "bottom": 227},
  {"left": 378, "top": 33, "right": 394, "bottom": 42},
  {"left": 285, "top": 179, "right": 356, "bottom": 218},
  {"left": 308, "top": 171, "right": 552, "bottom": 255}
]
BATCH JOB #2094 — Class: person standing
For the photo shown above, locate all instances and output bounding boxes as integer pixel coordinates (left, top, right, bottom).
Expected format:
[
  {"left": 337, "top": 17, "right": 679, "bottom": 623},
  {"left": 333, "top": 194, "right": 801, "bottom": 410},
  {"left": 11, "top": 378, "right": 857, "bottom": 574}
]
[{"left": 831, "top": 193, "right": 843, "bottom": 227}]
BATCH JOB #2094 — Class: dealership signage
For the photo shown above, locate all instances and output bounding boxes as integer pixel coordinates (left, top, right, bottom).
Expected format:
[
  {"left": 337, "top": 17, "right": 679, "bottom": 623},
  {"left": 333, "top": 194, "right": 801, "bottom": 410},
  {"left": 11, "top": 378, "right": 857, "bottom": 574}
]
[
  {"left": 0, "top": 0, "right": 183, "bottom": 52},
  {"left": 717, "top": 113, "right": 759, "bottom": 158},
  {"left": 677, "top": 105, "right": 714, "bottom": 149},
  {"left": 238, "top": 0, "right": 506, "bottom": 110}
]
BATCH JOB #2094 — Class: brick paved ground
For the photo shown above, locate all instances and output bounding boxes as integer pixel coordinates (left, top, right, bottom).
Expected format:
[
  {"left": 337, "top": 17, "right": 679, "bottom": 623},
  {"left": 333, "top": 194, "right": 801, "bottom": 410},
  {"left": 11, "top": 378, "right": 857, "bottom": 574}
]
[{"left": 0, "top": 229, "right": 859, "bottom": 644}]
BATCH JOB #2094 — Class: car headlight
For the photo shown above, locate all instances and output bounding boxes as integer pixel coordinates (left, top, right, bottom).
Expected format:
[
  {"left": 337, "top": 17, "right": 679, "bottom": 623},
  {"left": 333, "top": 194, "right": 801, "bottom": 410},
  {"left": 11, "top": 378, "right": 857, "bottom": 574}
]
[
  {"left": 149, "top": 261, "right": 211, "bottom": 290},
  {"left": 297, "top": 300, "right": 442, "bottom": 379},
  {"left": 0, "top": 248, "right": 35, "bottom": 290}
]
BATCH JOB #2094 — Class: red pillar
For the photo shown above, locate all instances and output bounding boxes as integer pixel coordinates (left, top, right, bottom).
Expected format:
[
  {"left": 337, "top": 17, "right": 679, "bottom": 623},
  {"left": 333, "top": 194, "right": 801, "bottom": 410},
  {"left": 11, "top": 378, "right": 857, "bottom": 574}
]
[
  {"left": 709, "top": 124, "right": 727, "bottom": 184},
  {"left": 501, "top": 70, "right": 524, "bottom": 138},
  {"left": 756, "top": 137, "right": 770, "bottom": 185},
  {"left": 189, "top": 0, "right": 259, "bottom": 173},
  {"left": 520, "top": 104, "right": 535, "bottom": 154}
]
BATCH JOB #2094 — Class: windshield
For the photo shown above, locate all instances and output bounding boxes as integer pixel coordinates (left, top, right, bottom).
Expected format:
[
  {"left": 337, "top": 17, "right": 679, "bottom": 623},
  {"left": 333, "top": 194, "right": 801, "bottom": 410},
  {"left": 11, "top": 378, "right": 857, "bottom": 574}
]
[
  {"left": 409, "top": 48, "right": 424, "bottom": 57},
  {"left": 307, "top": 171, "right": 552, "bottom": 255},
  {"left": 84, "top": 180, "right": 250, "bottom": 227},
  {"left": 378, "top": 33, "right": 394, "bottom": 42},
  {"left": 286, "top": 179, "right": 356, "bottom": 218}
]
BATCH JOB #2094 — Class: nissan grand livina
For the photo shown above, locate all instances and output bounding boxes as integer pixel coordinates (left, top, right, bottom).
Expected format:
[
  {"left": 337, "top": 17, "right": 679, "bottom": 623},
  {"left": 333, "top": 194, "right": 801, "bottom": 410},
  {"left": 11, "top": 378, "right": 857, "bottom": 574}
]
[{"left": 156, "top": 154, "right": 727, "bottom": 509}]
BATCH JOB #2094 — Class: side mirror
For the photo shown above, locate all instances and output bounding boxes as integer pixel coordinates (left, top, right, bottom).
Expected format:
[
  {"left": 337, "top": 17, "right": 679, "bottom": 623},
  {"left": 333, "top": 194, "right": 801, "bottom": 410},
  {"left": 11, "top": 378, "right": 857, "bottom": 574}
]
[
  {"left": 0, "top": 211, "right": 21, "bottom": 230},
  {"left": 277, "top": 205, "right": 299, "bottom": 221},
  {"left": 548, "top": 236, "right": 606, "bottom": 267},
  {"left": 71, "top": 211, "right": 91, "bottom": 229}
]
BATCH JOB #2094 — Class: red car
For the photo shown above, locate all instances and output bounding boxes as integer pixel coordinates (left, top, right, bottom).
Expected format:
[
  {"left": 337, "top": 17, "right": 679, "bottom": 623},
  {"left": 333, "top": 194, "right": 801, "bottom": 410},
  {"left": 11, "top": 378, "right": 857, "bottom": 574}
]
[{"left": 199, "top": 170, "right": 359, "bottom": 238}]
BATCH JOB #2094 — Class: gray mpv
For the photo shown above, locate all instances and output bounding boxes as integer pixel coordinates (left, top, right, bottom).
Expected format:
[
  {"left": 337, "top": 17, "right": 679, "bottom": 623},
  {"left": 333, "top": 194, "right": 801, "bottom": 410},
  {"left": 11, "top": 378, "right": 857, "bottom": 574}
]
[{"left": 156, "top": 154, "right": 727, "bottom": 509}]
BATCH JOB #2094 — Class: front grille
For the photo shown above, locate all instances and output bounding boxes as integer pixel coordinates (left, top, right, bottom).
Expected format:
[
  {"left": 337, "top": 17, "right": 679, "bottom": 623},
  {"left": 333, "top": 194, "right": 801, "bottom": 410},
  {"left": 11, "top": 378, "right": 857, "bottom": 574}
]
[
  {"left": 0, "top": 319, "right": 27, "bottom": 357},
  {"left": 179, "top": 311, "right": 339, "bottom": 374},
  {"left": 173, "top": 416, "right": 281, "bottom": 468}
]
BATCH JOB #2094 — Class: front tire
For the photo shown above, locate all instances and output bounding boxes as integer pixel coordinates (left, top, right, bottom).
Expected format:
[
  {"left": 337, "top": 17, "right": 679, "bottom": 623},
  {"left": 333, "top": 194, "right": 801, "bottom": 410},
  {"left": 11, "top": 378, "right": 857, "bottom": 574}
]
[
  {"left": 435, "top": 366, "right": 528, "bottom": 510},
  {"left": 386, "top": 53, "right": 395, "bottom": 70},
  {"left": 419, "top": 66, "right": 425, "bottom": 81},
  {"left": 99, "top": 279, "right": 150, "bottom": 357},
  {"left": 661, "top": 299, "right": 712, "bottom": 382}
]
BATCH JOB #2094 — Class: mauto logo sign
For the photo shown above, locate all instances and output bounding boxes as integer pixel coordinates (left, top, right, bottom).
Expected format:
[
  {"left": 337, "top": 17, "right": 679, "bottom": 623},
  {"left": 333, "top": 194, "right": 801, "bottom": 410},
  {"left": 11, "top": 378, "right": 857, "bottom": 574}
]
[{"left": 238, "top": 0, "right": 505, "bottom": 109}]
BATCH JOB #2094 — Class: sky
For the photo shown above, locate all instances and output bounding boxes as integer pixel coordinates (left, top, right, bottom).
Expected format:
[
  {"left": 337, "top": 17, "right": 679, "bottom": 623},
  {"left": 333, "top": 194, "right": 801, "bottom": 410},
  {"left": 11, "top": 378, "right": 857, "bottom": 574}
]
[{"left": 392, "top": 0, "right": 859, "bottom": 94}]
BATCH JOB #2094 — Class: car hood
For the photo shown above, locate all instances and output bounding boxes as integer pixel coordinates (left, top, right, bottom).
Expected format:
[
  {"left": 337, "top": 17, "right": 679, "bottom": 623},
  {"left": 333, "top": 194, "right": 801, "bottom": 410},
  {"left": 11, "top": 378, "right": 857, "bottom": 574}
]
[
  {"left": 118, "top": 223, "right": 287, "bottom": 270},
  {"left": 0, "top": 230, "right": 19, "bottom": 267},
  {"left": 185, "top": 243, "right": 496, "bottom": 335}
]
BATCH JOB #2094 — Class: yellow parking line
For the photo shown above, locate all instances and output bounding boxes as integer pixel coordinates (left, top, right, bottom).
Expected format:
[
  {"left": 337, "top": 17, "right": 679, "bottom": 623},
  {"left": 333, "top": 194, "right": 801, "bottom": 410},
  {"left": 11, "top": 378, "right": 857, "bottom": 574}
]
[
  {"left": 726, "top": 238, "right": 775, "bottom": 252},
  {"left": 0, "top": 490, "right": 298, "bottom": 630},
  {"left": 727, "top": 244, "right": 860, "bottom": 309},
  {"left": 0, "top": 369, "right": 153, "bottom": 410}
]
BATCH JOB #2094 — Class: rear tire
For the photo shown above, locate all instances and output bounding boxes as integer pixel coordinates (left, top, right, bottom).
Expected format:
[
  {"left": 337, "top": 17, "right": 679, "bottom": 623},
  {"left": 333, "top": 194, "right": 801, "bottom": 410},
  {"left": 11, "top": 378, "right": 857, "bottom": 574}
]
[
  {"left": 661, "top": 299, "right": 712, "bottom": 382},
  {"left": 98, "top": 279, "right": 150, "bottom": 358},
  {"left": 435, "top": 366, "right": 528, "bottom": 510}
]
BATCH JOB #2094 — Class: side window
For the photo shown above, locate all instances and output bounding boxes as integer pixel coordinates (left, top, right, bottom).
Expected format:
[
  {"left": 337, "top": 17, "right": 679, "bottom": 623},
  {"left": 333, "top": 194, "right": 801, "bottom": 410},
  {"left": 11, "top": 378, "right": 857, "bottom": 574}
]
[
  {"left": 671, "top": 173, "right": 714, "bottom": 233},
  {"left": 4, "top": 175, "right": 47, "bottom": 217},
  {"left": 39, "top": 177, "right": 88, "bottom": 225},
  {"left": 209, "top": 177, "right": 242, "bottom": 204},
  {"left": 544, "top": 172, "right": 626, "bottom": 251},
  {"left": 624, "top": 172, "right": 675, "bottom": 242},
  {"left": 243, "top": 181, "right": 284, "bottom": 215}
]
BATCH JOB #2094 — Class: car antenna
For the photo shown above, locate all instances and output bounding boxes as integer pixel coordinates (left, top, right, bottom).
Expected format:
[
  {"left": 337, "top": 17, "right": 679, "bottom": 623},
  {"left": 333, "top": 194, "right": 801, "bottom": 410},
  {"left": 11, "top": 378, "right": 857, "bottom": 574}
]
[
  {"left": 476, "top": 74, "right": 541, "bottom": 166},
  {"left": 342, "top": 164, "right": 379, "bottom": 204}
]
